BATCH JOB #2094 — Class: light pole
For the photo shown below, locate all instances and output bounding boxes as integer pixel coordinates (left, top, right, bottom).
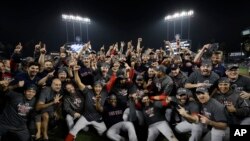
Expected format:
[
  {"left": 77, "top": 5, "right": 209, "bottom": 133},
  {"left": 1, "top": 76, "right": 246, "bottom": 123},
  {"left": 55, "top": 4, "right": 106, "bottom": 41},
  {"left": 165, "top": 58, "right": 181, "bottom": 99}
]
[
  {"left": 164, "top": 10, "right": 194, "bottom": 40},
  {"left": 62, "top": 14, "right": 91, "bottom": 43}
]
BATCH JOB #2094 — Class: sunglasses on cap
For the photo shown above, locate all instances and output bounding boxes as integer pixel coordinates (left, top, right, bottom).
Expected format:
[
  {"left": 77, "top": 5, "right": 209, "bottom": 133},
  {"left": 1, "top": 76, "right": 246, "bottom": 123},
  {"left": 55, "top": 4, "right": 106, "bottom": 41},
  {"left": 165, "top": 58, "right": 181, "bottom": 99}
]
[{"left": 179, "top": 94, "right": 187, "bottom": 97}]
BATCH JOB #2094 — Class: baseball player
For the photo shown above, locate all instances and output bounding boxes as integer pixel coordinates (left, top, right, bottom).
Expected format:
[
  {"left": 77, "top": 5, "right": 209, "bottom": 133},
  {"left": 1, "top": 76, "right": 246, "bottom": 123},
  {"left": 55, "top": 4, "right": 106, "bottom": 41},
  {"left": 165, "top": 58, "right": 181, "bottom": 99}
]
[
  {"left": 212, "top": 77, "right": 250, "bottom": 125},
  {"left": 195, "top": 87, "right": 229, "bottom": 141},
  {"left": 0, "top": 84, "right": 37, "bottom": 141},
  {"left": 103, "top": 94, "right": 138, "bottom": 141},
  {"left": 65, "top": 65, "right": 108, "bottom": 141},
  {"left": 141, "top": 95, "right": 178, "bottom": 141},
  {"left": 172, "top": 88, "right": 203, "bottom": 141}
]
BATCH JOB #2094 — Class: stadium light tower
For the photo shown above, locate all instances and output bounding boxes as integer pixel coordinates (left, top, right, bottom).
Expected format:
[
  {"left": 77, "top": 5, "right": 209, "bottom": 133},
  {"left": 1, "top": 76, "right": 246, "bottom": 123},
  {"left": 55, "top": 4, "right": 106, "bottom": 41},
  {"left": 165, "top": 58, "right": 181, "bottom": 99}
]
[
  {"left": 62, "top": 14, "right": 91, "bottom": 42},
  {"left": 164, "top": 10, "right": 194, "bottom": 40}
]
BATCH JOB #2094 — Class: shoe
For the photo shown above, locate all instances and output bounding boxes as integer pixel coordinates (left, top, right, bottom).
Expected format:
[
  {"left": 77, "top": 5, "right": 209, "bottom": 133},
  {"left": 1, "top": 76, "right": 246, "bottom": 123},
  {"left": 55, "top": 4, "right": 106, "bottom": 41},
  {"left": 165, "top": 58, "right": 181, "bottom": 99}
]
[{"left": 65, "top": 133, "right": 75, "bottom": 141}]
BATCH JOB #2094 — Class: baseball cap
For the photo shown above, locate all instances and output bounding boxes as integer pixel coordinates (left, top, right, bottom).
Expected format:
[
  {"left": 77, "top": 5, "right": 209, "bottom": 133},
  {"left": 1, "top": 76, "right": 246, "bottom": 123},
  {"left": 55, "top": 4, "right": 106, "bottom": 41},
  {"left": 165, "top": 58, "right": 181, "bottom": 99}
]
[
  {"left": 176, "top": 88, "right": 188, "bottom": 96},
  {"left": 218, "top": 77, "right": 230, "bottom": 84},
  {"left": 170, "top": 64, "right": 179, "bottom": 70},
  {"left": 101, "top": 62, "right": 110, "bottom": 68},
  {"left": 201, "top": 59, "right": 212, "bottom": 66},
  {"left": 58, "top": 67, "right": 67, "bottom": 74},
  {"left": 25, "top": 84, "right": 37, "bottom": 92},
  {"left": 136, "top": 75, "right": 144, "bottom": 81},
  {"left": 116, "top": 69, "right": 126, "bottom": 79},
  {"left": 226, "top": 64, "right": 239, "bottom": 70},
  {"left": 155, "top": 65, "right": 166, "bottom": 73},
  {"left": 195, "top": 87, "right": 208, "bottom": 94},
  {"left": 90, "top": 50, "right": 96, "bottom": 54},
  {"left": 93, "top": 80, "right": 104, "bottom": 87}
]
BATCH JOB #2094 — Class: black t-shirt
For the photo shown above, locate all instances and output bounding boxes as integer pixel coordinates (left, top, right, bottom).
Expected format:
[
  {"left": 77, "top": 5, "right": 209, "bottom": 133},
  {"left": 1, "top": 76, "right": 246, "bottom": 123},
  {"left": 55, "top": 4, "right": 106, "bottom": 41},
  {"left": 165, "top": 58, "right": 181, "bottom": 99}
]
[
  {"left": 79, "top": 65, "right": 94, "bottom": 86},
  {"left": 142, "top": 101, "right": 166, "bottom": 125},
  {"left": 63, "top": 90, "right": 85, "bottom": 117},
  {"left": 102, "top": 101, "right": 126, "bottom": 128},
  {"left": 10, "top": 72, "right": 40, "bottom": 93},
  {"left": 81, "top": 87, "right": 108, "bottom": 121},
  {"left": 230, "top": 75, "right": 250, "bottom": 93},
  {"left": 169, "top": 71, "right": 188, "bottom": 96},
  {"left": 153, "top": 75, "right": 173, "bottom": 95},
  {"left": 0, "top": 91, "right": 36, "bottom": 128},
  {"left": 110, "top": 82, "right": 137, "bottom": 104}
]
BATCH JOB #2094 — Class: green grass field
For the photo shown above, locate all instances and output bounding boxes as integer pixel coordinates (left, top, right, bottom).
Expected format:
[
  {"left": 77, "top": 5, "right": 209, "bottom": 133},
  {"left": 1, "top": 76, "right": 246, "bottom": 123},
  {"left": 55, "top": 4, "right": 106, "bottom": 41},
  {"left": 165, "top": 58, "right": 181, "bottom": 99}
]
[{"left": 239, "top": 66, "right": 249, "bottom": 76}]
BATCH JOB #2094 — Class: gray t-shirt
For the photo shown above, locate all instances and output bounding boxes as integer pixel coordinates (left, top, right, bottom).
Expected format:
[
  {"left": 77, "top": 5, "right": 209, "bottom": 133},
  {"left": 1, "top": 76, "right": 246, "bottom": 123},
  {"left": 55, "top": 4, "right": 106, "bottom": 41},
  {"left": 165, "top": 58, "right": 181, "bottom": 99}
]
[
  {"left": 0, "top": 91, "right": 36, "bottom": 128},
  {"left": 186, "top": 70, "right": 220, "bottom": 92},
  {"left": 201, "top": 98, "right": 228, "bottom": 123},
  {"left": 38, "top": 87, "right": 60, "bottom": 113}
]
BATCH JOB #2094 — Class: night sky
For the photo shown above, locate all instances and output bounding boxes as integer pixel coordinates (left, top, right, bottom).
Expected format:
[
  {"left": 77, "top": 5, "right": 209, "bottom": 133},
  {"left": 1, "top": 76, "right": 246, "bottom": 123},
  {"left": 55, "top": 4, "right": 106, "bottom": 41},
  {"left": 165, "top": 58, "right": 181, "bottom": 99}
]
[{"left": 0, "top": 0, "right": 249, "bottom": 57}]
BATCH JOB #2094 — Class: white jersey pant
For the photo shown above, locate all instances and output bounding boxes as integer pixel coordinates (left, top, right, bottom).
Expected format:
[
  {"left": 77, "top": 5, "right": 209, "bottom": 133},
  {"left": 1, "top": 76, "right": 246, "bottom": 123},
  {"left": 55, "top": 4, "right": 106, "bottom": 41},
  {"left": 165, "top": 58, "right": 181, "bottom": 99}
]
[
  {"left": 123, "top": 108, "right": 144, "bottom": 125},
  {"left": 175, "top": 120, "right": 203, "bottom": 141},
  {"left": 202, "top": 127, "right": 230, "bottom": 141},
  {"left": 106, "top": 121, "right": 138, "bottom": 141},
  {"left": 69, "top": 115, "right": 107, "bottom": 136},
  {"left": 66, "top": 114, "right": 89, "bottom": 132},
  {"left": 240, "top": 117, "right": 250, "bottom": 125},
  {"left": 147, "top": 121, "right": 178, "bottom": 141}
]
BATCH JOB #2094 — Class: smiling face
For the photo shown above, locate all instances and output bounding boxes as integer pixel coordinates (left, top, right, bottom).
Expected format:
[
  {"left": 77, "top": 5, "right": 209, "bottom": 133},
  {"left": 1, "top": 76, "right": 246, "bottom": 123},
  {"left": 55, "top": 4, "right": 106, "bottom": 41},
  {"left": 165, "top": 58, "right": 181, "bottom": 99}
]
[
  {"left": 171, "top": 68, "right": 180, "bottom": 77},
  {"left": 44, "top": 61, "right": 53, "bottom": 72},
  {"left": 65, "top": 83, "right": 76, "bottom": 94},
  {"left": 142, "top": 96, "right": 150, "bottom": 106},
  {"left": 25, "top": 89, "right": 36, "bottom": 100},
  {"left": 108, "top": 95, "right": 117, "bottom": 107},
  {"left": 196, "top": 92, "right": 210, "bottom": 104},
  {"left": 218, "top": 82, "right": 230, "bottom": 94},
  {"left": 177, "top": 94, "right": 188, "bottom": 105},
  {"left": 200, "top": 65, "right": 212, "bottom": 76},
  {"left": 211, "top": 53, "right": 222, "bottom": 65},
  {"left": 28, "top": 65, "right": 39, "bottom": 77},
  {"left": 147, "top": 68, "right": 155, "bottom": 78},
  {"left": 93, "top": 83, "right": 103, "bottom": 95},
  {"left": 51, "top": 79, "right": 62, "bottom": 93},
  {"left": 226, "top": 69, "right": 239, "bottom": 80}
]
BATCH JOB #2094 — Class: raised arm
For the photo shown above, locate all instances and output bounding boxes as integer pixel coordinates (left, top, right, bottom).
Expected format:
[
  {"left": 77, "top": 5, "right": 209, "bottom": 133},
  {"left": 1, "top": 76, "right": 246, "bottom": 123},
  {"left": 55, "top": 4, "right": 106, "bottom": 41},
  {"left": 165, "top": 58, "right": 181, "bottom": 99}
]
[
  {"left": 73, "top": 65, "right": 86, "bottom": 91},
  {"left": 136, "top": 38, "right": 142, "bottom": 53},
  {"left": 38, "top": 44, "right": 47, "bottom": 72},
  {"left": 193, "top": 44, "right": 210, "bottom": 64}
]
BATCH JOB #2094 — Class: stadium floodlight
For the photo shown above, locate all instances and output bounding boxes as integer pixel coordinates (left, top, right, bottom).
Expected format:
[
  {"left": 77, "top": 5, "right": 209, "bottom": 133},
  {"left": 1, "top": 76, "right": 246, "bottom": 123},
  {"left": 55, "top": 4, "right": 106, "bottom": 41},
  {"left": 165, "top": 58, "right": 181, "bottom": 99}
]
[
  {"left": 164, "top": 10, "right": 194, "bottom": 21},
  {"left": 62, "top": 14, "right": 91, "bottom": 24},
  {"left": 62, "top": 14, "right": 91, "bottom": 43}
]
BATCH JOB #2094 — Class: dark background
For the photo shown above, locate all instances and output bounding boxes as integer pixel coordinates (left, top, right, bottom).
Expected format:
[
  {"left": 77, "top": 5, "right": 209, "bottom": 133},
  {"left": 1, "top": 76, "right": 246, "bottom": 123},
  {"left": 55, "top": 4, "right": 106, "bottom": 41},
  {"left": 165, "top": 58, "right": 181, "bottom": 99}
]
[{"left": 0, "top": 0, "right": 249, "bottom": 57}]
